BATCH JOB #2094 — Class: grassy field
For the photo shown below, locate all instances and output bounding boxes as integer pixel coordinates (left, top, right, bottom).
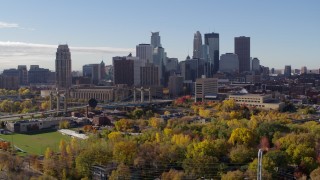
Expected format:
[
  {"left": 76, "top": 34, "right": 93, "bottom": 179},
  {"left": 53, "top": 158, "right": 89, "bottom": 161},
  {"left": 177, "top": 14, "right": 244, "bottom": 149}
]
[{"left": 0, "top": 130, "right": 71, "bottom": 155}]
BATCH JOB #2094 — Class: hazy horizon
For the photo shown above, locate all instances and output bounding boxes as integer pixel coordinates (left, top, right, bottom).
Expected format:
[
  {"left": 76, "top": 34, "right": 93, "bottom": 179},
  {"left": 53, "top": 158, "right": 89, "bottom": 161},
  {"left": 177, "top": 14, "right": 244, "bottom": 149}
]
[{"left": 1, "top": 0, "right": 319, "bottom": 71}]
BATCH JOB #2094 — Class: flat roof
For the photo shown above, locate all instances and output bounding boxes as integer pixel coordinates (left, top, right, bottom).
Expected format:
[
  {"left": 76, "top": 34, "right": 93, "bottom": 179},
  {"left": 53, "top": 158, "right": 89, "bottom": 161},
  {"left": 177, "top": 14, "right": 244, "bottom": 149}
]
[{"left": 229, "top": 93, "right": 270, "bottom": 97}]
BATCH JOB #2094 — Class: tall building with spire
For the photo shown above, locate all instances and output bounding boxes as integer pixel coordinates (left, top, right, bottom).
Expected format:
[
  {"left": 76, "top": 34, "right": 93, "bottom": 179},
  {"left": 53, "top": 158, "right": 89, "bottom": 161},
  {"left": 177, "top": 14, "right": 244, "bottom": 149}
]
[
  {"left": 151, "top": 32, "right": 161, "bottom": 48},
  {"left": 193, "top": 31, "right": 202, "bottom": 59},
  {"left": 235, "top": 36, "right": 250, "bottom": 73},
  {"left": 55, "top": 44, "right": 72, "bottom": 89},
  {"left": 204, "top": 32, "right": 219, "bottom": 74}
]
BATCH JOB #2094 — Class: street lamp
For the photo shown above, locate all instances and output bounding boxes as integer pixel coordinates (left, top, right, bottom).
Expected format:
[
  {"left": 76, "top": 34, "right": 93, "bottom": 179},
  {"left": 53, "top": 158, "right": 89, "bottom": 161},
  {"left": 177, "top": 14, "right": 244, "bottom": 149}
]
[{"left": 257, "top": 149, "right": 263, "bottom": 180}]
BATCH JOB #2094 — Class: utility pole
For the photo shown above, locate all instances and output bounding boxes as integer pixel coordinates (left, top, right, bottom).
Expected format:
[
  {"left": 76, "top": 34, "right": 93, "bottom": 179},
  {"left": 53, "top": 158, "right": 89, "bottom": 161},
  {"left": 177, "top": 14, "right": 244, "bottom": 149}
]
[{"left": 257, "top": 149, "right": 263, "bottom": 180}]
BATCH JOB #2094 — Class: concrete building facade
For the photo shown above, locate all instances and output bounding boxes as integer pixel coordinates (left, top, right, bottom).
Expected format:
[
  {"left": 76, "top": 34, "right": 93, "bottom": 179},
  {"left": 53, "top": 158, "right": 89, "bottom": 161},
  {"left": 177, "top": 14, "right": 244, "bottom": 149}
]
[
  {"left": 136, "top": 44, "right": 153, "bottom": 63},
  {"left": 195, "top": 77, "right": 218, "bottom": 102},
  {"left": 228, "top": 93, "right": 285, "bottom": 110},
  {"left": 18, "top": 65, "right": 28, "bottom": 85},
  {"left": 251, "top": 58, "right": 260, "bottom": 72},
  {"left": 28, "top": 65, "right": 52, "bottom": 84},
  {"left": 55, "top": 44, "right": 72, "bottom": 89},
  {"left": 70, "top": 85, "right": 130, "bottom": 102},
  {"left": 140, "top": 63, "right": 159, "bottom": 86}
]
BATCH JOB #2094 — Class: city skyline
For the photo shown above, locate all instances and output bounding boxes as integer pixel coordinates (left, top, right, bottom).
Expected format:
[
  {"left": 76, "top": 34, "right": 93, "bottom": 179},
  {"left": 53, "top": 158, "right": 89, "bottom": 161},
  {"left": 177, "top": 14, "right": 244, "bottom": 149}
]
[{"left": 0, "top": 0, "right": 319, "bottom": 71}]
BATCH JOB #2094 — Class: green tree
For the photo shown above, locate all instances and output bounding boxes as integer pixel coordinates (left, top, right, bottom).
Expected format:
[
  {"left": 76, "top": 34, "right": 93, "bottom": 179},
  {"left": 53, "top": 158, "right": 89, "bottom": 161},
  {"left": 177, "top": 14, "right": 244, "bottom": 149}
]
[
  {"left": 229, "top": 145, "right": 255, "bottom": 164},
  {"left": 248, "top": 157, "right": 277, "bottom": 178},
  {"left": 132, "top": 108, "right": 143, "bottom": 119},
  {"left": 264, "top": 150, "right": 288, "bottom": 168}
]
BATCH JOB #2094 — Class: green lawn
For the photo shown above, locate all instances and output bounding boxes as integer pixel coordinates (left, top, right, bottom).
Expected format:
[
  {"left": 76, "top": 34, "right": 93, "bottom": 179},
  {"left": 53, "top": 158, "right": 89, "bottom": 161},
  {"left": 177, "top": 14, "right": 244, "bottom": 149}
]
[{"left": 0, "top": 130, "right": 71, "bottom": 155}]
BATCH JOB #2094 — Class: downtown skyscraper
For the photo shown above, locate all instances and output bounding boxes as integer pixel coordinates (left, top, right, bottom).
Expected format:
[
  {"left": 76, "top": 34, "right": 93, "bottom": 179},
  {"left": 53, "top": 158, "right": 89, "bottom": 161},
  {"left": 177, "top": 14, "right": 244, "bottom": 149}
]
[
  {"left": 136, "top": 44, "right": 154, "bottom": 63},
  {"left": 193, "top": 31, "right": 202, "bottom": 59},
  {"left": 204, "top": 32, "right": 219, "bottom": 74},
  {"left": 151, "top": 32, "right": 161, "bottom": 48},
  {"left": 55, "top": 44, "right": 72, "bottom": 89},
  {"left": 235, "top": 36, "right": 250, "bottom": 73}
]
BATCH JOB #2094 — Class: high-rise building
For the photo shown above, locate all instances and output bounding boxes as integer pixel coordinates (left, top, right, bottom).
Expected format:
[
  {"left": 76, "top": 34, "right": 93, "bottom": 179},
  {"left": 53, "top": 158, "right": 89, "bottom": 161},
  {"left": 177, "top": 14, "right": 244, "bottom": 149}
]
[
  {"left": 168, "top": 75, "right": 183, "bottom": 97},
  {"left": 113, "top": 55, "right": 145, "bottom": 86},
  {"left": 235, "top": 36, "right": 250, "bottom": 73},
  {"left": 55, "top": 44, "right": 72, "bottom": 89},
  {"left": 153, "top": 47, "right": 166, "bottom": 85},
  {"left": 301, "top": 66, "right": 307, "bottom": 74},
  {"left": 284, "top": 65, "right": 292, "bottom": 77},
  {"left": 201, "top": 44, "right": 210, "bottom": 62},
  {"left": 17, "top": 65, "right": 28, "bottom": 85},
  {"left": 83, "top": 64, "right": 101, "bottom": 85},
  {"left": 140, "top": 62, "right": 159, "bottom": 86},
  {"left": 136, "top": 44, "right": 153, "bottom": 63},
  {"left": 28, "top": 65, "right": 52, "bottom": 84},
  {"left": 100, "top": 60, "right": 106, "bottom": 80},
  {"left": 163, "top": 58, "right": 179, "bottom": 87},
  {"left": 251, "top": 58, "right": 260, "bottom": 72},
  {"left": 179, "top": 56, "right": 209, "bottom": 82},
  {"left": 204, "top": 32, "right": 219, "bottom": 74},
  {"left": 2, "top": 68, "right": 20, "bottom": 80},
  {"left": 195, "top": 77, "right": 218, "bottom": 102},
  {"left": 193, "top": 31, "right": 202, "bottom": 59},
  {"left": 113, "top": 56, "right": 135, "bottom": 86},
  {"left": 151, "top": 32, "right": 161, "bottom": 48},
  {"left": 219, "top": 53, "right": 239, "bottom": 73},
  {"left": 0, "top": 75, "right": 19, "bottom": 90}
]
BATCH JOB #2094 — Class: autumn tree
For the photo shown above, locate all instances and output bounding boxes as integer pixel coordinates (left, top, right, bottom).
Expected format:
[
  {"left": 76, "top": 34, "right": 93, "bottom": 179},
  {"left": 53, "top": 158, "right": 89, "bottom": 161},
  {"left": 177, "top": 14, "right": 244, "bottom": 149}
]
[
  {"left": 59, "top": 120, "right": 70, "bottom": 129},
  {"left": 43, "top": 147, "right": 57, "bottom": 176},
  {"left": 149, "top": 117, "right": 165, "bottom": 129},
  {"left": 41, "top": 100, "right": 50, "bottom": 110},
  {"left": 221, "top": 99, "right": 237, "bottom": 112},
  {"left": 171, "top": 134, "right": 191, "bottom": 147},
  {"left": 161, "top": 169, "right": 185, "bottom": 180},
  {"left": 115, "top": 119, "right": 134, "bottom": 132},
  {"left": 107, "top": 131, "right": 123, "bottom": 142},
  {"left": 76, "top": 141, "right": 112, "bottom": 178},
  {"left": 183, "top": 139, "right": 223, "bottom": 178},
  {"left": 228, "top": 128, "right": 255, "bottom": 146},
  {"left": 276, "top": 133, "right": 316, "bottom": 166},
  {"left": 109, "top": 163, "right": 131, "bottom": 180},
  {"left": 199, "top": 108, "right": 211, "bottom": 118},
  {"left": 221, "top": 170, "right": 245, "bottom": 180},
  {"left": 113, "top": 141, "right": 137, "bottom": 165}
]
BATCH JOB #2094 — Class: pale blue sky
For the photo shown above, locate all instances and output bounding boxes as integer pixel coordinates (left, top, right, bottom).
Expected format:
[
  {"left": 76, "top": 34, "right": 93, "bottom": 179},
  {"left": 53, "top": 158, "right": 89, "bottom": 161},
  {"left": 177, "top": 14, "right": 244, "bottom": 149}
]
[{"left": 0, "top": 0, "right": 319, "bottom": 71}]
